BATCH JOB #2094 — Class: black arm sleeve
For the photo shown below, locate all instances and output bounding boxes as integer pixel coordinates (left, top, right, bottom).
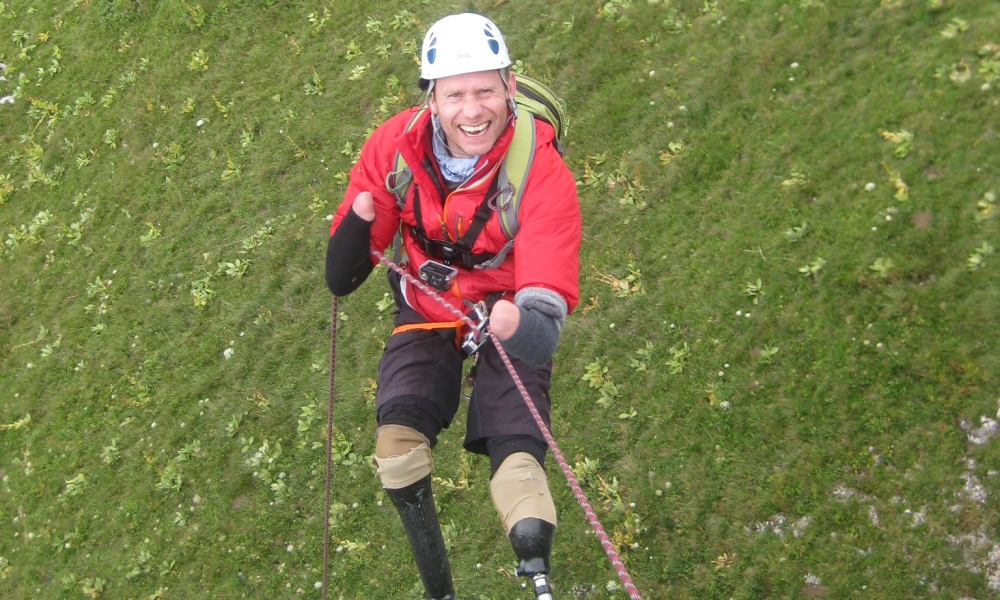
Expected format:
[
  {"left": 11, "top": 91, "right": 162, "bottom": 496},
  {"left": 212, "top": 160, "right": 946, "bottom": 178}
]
[{"left": 325, "top": 207, "right": 375, "bottom": 296}]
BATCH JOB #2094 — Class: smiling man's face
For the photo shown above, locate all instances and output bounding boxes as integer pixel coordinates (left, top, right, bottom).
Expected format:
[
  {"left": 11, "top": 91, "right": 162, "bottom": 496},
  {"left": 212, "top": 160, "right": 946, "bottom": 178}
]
[{"left": 429, "top": 69, "right": 516, "bottom": 159}]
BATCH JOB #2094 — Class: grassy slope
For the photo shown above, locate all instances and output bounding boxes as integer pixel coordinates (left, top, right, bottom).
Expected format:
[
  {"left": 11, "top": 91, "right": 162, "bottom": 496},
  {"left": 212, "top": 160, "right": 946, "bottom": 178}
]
[{"left": 1, "top": 0, "right": 999, "bottom": 598}]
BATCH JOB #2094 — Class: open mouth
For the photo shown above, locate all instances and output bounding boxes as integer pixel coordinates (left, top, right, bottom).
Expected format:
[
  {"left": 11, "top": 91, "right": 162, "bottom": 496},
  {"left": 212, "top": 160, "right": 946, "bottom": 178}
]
[{"left": 458, "top": 122, "right": 490, "bottom": 137}]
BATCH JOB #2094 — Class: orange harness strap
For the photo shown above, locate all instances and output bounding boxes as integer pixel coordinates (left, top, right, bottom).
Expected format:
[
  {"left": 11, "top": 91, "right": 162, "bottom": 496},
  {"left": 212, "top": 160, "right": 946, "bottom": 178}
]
[{"left": 391, "top": 319, "right": 465, "bottom": 349}]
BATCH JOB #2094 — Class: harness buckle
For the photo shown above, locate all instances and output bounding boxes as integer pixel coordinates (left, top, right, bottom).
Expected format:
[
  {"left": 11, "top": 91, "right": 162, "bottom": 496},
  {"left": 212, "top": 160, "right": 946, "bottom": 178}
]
[
  {"left": 417, "top": 259, "right": 457, "bottom": 291},
  {"left": 461, "top": 302, "right": 490, "bottom": 355}
]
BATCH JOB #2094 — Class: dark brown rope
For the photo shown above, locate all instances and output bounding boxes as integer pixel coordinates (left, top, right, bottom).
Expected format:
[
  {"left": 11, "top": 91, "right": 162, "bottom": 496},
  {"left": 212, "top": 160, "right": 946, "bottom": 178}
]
[{"left": 322, "top": 295, "right": 338, "bottom": 600}]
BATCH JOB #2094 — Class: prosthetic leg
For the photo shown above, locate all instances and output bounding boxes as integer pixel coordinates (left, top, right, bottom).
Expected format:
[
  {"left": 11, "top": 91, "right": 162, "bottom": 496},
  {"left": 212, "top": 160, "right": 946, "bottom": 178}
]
[
  {"left": 377, "top": 425, "right": 454, "bottom": 600},
  {"left": 490, "top": 452, "right": 558, "bottom": 599},
  {"left": 385, "top": 475, "right": 455, "bottom": 600},
  {"left": 509, "top": 517, "right": 556, "bottom": 600}
]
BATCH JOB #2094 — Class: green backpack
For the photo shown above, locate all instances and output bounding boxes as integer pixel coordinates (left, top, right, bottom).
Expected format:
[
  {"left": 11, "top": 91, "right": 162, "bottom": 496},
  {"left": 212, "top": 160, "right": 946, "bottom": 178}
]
[{"left": 385, "top": 74, "right": 567, "bottom": 246}]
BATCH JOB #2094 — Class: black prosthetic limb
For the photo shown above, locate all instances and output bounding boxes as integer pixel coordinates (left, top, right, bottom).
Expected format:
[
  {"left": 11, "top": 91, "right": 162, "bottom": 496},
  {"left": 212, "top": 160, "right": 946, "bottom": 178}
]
[
  {"left": 509, "top": 517, "right": 556, "bottom": 599},
  {"left": 385, "top": 475, "right": 455, "bottom": 600}
]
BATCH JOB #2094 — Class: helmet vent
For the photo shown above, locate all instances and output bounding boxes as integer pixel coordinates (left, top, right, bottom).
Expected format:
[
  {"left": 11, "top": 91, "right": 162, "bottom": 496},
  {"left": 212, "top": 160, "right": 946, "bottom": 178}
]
[{"left": 427, "top": 36, "right": 437, "bottom": 64}]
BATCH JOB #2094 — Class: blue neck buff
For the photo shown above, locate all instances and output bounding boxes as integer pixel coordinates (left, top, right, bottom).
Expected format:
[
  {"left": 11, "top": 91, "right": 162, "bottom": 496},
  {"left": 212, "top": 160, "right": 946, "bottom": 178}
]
[{"left": 431, "top": 115, "right": 480, "bottom": 184}]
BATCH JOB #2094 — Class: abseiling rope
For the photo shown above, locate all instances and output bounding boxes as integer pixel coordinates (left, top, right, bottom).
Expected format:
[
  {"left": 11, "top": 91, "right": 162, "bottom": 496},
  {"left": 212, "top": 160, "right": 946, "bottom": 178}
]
[
  {"left": 323, "top": 295, "right": 338, "bottom": 600},
  {"left": 370, "top": 249, "right": 644, "bottom": 600}
]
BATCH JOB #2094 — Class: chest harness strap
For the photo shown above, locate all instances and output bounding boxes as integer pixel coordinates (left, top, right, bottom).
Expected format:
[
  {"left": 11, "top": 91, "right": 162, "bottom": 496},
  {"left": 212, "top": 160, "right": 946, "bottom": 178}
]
[{"left": 409, "top": 172, "right": 504, "bottom": 271}]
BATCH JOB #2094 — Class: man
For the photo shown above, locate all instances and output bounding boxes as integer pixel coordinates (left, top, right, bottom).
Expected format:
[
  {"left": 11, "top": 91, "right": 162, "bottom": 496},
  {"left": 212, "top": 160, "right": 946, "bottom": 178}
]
[{"left": 325, "top": 13, "right": 580, "bottom": 599}]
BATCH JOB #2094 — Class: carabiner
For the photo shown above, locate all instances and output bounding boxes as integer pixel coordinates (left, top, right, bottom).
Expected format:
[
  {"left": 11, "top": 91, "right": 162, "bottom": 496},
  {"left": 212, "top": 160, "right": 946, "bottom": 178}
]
[{"left": 487, "top": 183, "right": 515, "bottom": 211}]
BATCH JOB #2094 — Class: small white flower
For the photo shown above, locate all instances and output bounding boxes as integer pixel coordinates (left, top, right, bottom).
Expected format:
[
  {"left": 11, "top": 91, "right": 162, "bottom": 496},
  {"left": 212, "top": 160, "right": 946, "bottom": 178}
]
[
  {"left": 791, "top": 62, "right": 800, "bottom": 68},
  {"left": 196, "top": 119, "right": 204, "bottom": 127},
  {"left": 649, "top": 101, "right": 655, "bottom": 105},
  {"left": 26, "top": 362, "right": 34, "bottom": 369},
  {"left": 287, "top": 544, "right": 294, "bottom": 552},
  {"left": 314, "top": 582, "right": 322, "bottom": 590},
  {"left": 655, "top": 489, "right": 663, "bottom": 496},
  {"left": 667, "top": 121, "right": 674, "bottom": 128},
  {"left": 872, "top": 226, "right": 878, "bottom": 231},
  {"left": 223, "top": 348, "right": 234, "bottom": 360},
  {"left": 865, "top": 182, "right": 876, "bottom": 191},
  {"left": 352, "top": 502, "right": 359, "bottom": 508},
  {"left": 152, "top": 142, "right": 158, "bottom": 148},
  {"left": 610, "top": 323, "right": 615, "bottom": 329},
  {"left": 721, "top": 401, "right": 731, "bottom": 410},
  {"left": 876, "top": 342, "right": 884, "bottom": 349},
  {"left": 745, "top": 313, "right": 751, "bottom": 318},
  {"left": 324, "top": 214, "right": 334, "bottom": 221},
  {"left": 885, "top": 215, "right": 892, "bottom": 221},
  {"left": 724, "top": 363, "right": 730, "bottom": 368},
  {"left": 151, "top": 422, "right": 157, "bottom": 428},
  {"left": 736, "top": 310, "right": 742, "bottom": 316}
]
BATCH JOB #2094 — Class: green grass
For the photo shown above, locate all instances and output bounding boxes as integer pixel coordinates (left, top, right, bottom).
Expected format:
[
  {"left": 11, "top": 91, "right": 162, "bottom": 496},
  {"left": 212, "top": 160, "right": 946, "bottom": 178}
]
[{"left": 1, "top": 0, "right": 999, "bottom": 598}]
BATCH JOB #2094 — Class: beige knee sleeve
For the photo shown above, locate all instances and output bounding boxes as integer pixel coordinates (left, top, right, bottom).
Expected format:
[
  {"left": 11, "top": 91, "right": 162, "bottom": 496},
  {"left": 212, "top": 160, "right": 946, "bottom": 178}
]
[
  {"left": 489, "top": 452, "right": 557, "bottom": 534},
  {"left": 374, "top": 424, "right": 432, "bottom": 490}
]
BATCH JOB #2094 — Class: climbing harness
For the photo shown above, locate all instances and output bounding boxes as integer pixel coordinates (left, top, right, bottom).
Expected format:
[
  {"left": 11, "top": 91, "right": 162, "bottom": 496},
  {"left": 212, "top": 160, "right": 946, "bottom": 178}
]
[{"left": 322, "top": 249, "right": 644, "bottom": 599}]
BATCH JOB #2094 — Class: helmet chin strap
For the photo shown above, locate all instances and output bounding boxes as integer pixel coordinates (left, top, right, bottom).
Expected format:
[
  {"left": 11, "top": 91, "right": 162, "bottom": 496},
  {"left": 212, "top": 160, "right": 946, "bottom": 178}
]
[{"left": 500, "top": 69, "right": 519, "bottom": 118}]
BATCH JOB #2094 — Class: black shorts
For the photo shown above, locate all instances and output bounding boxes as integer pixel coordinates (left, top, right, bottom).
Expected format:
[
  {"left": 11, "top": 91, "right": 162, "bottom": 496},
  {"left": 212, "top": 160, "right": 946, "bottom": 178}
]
[{"left": 375, "top": 289, "right": 552, "bottom": 458}]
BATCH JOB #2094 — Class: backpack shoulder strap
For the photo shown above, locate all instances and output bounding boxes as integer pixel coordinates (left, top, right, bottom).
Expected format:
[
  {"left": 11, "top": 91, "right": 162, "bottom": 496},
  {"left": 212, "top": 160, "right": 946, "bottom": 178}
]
[
  {"left": 385, "top": 107, "right": 427, "bottom": 210},
  {"left": 496, "top": 112, "right": 536, "bottom": 241}
]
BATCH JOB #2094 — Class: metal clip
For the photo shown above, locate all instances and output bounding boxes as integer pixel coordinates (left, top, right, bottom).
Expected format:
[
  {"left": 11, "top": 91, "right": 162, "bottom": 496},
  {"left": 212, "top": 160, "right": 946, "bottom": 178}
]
[
  {"left": 461, "top": 302, "right": 490, "bottom": 355},
  {"left": 384, "top": 166, "right": 412, "bottom": 194},
  {"left": 487, "top": 183, "right": 515, "bottom": 211}
]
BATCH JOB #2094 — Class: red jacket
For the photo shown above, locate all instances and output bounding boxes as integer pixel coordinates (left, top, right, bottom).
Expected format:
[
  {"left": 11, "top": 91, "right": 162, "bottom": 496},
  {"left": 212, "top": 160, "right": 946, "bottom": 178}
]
[{"left": 330, "top": 107, "right": 580, "bottom": 324}]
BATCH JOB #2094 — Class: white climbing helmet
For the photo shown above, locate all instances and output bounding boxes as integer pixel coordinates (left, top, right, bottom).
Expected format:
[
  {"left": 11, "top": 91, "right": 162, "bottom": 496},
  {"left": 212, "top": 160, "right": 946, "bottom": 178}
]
[{"left": 420, "top": 13, "right": 511, "bottom": 82}]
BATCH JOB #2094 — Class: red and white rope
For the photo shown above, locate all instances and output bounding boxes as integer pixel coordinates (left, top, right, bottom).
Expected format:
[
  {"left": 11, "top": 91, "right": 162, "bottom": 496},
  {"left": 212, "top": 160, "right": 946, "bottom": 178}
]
[
  {"left": 373, "top": 252, "right": 478, "bottom": 330},
  {"left": 370, "top": 249, "right": 643, "bottom": 599}
]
